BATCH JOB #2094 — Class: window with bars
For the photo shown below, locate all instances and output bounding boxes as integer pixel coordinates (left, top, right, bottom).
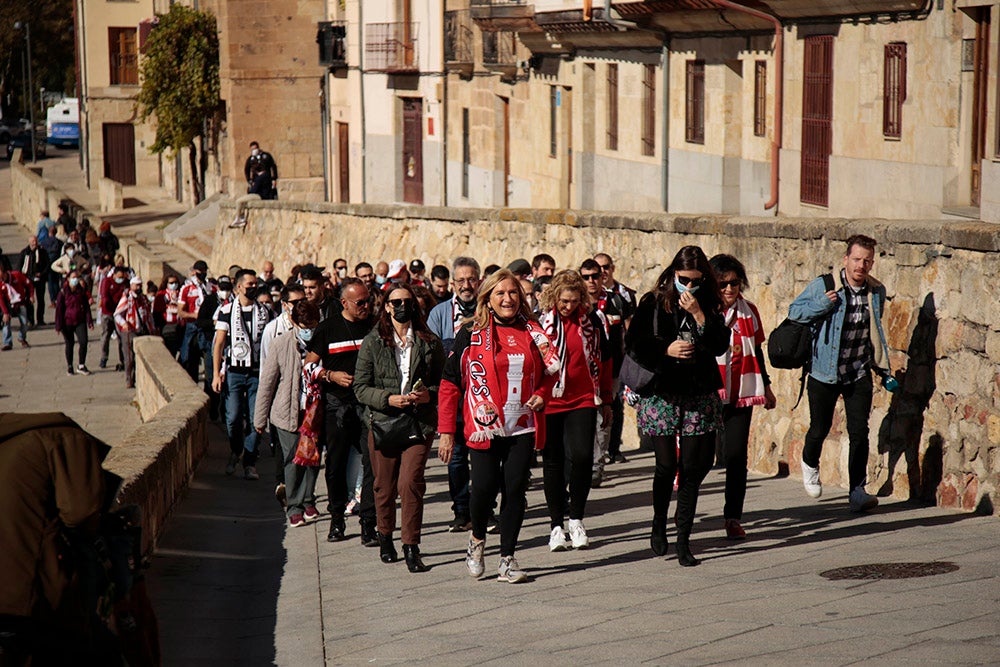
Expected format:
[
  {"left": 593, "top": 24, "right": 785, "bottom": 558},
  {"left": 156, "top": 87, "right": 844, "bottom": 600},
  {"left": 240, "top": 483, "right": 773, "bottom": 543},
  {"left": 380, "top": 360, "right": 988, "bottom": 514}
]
[
  {"left": 685, "top": 60, "right": 705, "bottom": 144},
  {"left": 641, "top": 64, "right": 655, "bottom": 156},
  {"left": 606, "top": 64, "right": 618, "bottom": 151},
  {"left": 550, "top": 86, "right": 557, "bottom": 157},
  {"left": 883, "top": 43, "right": 907, "bottom": 139},
  {"left": 109, "top": 27, "right": 138, "bottom": 85},
  {"left": 754, "top": 61, "right": 767, "bottom": 137}
]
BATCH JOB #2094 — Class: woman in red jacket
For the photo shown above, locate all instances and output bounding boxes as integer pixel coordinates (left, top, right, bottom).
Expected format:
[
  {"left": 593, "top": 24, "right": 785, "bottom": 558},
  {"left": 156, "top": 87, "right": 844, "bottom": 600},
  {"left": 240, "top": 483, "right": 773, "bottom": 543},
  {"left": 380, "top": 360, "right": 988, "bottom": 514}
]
[
  {"left": 437, "top": 269, "right": 558, "bottom": 584},
  {"left": 55, "top": 269, "right": 94, "bottom": 375},
  {"left": 539, "top": 270, "right": 612, "bottom": 551}
]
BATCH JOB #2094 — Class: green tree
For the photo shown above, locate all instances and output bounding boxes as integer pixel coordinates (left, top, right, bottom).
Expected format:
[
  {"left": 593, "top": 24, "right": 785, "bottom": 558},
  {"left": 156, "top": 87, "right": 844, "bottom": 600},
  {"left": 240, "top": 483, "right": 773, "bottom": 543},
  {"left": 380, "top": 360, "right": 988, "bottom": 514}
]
[{"left": 135, "top": 5, "right": 220, "bottom": 203}]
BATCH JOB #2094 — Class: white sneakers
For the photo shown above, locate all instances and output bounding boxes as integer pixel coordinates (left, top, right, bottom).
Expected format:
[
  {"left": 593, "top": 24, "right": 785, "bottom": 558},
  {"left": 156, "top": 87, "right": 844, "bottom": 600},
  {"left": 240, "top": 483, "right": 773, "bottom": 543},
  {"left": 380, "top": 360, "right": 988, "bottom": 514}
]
[
  {"left": 801, "top": 461, "right": 822, "bottom": 498},
  {"left": 497, "top": 556, "right": 528, "bottom": 583},
  {"left": 567, "top": 519, "right": 589, "bottom": 549},
  {"left": 849, "top": 486, "right": 879, "bottom": 513},
  {"left": 549, "top": 526, "right": 569, "bottom": 552},
  {"left": 466, "top": 537, "right": 485, "bottom": 578}
]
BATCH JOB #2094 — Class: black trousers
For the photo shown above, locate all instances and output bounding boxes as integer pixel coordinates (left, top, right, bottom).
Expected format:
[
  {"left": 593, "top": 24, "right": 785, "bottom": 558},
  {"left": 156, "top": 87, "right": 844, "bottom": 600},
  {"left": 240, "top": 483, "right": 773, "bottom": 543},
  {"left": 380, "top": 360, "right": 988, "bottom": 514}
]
[
  {"left": 651, "top": 432, "right": 715, "bottom": 541},
  {"left": 62, "top": 322, "right": 89, "bottom": 368},
  {"left": 543, "top": 407, "right": 597, "bottom": 527},
  {"left": 323, "top": 395, "right": 375, "bottom": 523},
  {"left": 803, "top": 373, "right": 873, "bottom": 490},
  {"left": 721, "top": 404, "right": 753, "bottom": 521},
  {"left": 469, "top": 434, "right": 533, "bottom": 557},
  {"left": 607, "top": 390, "right": 625, "bottom": 459},
  {"left": 32, "top": 280, "right": 46, "bottom": 324}
]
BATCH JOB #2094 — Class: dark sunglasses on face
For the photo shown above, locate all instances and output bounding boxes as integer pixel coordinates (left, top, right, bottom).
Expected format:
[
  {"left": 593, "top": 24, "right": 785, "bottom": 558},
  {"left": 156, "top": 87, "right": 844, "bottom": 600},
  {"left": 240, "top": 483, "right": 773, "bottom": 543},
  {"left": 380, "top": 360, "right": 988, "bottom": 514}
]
[
  {"left": 596, "top": 264, "right": 610, "bottom": 271},
  {"left": 388, "top": 298, "right": 413, "bottom": 307},
  {"left": 346, "top": 298, "right": 370, "bottom": 307},
  {"left": 676, "top": 275, "right": 703, "bottom": 287},
  {"left": 719, "top": 279, "right": 742, "bottom": 289},
  {"left": 286, "top": 298, "right": 305, "bottom": 305},
  {"left": 581, "top": 273, "right": 602, "bottom": 281}
]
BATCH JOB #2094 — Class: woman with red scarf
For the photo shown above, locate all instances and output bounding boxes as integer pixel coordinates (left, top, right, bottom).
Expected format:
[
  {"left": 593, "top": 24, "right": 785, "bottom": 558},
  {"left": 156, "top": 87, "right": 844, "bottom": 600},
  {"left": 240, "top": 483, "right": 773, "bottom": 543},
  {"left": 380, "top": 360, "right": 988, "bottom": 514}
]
[
  {"left": 153, "top": 275, "right": 183, "bottom": 357},
  {"left": 438, "top": 269, "right": 559, "bottom": 584},
  {"left": 709, "top": 254, "right": 776, "bottom": 541},
  {"left": 539, "top": 270, "right": 612, "bottom": 552}
]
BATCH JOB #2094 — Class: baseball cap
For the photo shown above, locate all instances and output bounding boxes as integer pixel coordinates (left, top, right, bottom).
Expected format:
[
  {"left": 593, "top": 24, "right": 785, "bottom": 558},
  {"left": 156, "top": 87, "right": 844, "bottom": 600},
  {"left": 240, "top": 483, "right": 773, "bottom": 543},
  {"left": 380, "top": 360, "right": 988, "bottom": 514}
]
[
  {"left": 217, "top": 276, "right": 233, "bottom": 290},
  {"left": 387, "top": 259, "right": 407, "bottom": 280},
  {"left": 192, "top": 260, "right": 209, "bottom": 272},
  {"left": 507, "top": 258, "right": 531, "bottom": 276},
  {"left": 130, "top": 276, "right": 142, "bottom": 285},
  {"left": 409, "top": 259, "right": 425, "bottom": 273}
]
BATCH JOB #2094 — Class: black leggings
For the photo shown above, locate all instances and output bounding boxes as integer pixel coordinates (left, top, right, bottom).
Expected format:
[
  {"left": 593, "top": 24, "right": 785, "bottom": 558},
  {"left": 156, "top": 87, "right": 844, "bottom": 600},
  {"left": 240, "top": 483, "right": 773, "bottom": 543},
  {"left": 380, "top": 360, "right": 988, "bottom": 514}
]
[
  {"left": 651, "top": 432, "right": 716, "bottom": 540},
  {"left": 61, "top": 322, "right": 88, "bottom": 367},
  {"left": 469, "top": 434, "right": 534, "bottom": 557},
  {"left": 721, "top": 405, "right": 753, "bottom": 521},
  {"left": 543, "top": 407, "right": 597, "bottom": 527}
]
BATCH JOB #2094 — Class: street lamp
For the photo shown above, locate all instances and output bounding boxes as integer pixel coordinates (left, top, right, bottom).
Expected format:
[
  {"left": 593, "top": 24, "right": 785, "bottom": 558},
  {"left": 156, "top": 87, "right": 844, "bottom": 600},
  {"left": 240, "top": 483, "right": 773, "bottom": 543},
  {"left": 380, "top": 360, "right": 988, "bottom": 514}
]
[{"left": 13, "top": 21, "right": 36, "bottom": 164}]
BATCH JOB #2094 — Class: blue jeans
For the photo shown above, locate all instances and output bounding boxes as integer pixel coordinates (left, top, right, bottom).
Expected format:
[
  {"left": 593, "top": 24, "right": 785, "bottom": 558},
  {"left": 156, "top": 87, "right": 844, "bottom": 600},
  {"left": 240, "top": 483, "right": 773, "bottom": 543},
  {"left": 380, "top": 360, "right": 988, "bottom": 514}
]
[
  {"left": 225, "top": 371, "right": 261, "bottom": 466},
  {"left": 447, "top": 429, "right": 470, "bottom": 519},
  {"left": 2, "top": 308, "right": 29, "bottom": 347}
]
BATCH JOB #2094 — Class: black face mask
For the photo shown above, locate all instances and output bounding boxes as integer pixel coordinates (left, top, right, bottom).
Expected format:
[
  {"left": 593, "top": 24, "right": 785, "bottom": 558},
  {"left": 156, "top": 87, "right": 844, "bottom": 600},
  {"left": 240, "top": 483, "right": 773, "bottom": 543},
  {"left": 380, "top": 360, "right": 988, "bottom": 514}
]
[
  {"left": 195, "top": 272, "right": 207, "bottom": 282},
  {"left": 392, "top": 301, "right": 414, "bottom": 324}
]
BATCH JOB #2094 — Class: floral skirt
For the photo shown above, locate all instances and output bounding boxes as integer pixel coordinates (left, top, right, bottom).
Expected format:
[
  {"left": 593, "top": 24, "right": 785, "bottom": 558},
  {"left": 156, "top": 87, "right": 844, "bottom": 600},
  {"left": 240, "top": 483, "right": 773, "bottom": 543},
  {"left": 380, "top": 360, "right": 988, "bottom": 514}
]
[{"left": 636, "top": 392, "right": 724, "bottom": 437}]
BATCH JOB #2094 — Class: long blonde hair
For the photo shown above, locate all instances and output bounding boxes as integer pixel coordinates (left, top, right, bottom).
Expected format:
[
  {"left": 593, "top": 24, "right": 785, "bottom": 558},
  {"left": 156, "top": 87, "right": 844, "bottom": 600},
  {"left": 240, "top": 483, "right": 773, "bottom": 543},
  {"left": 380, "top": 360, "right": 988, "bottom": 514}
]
[
  {"left": 470, "top": 269, "right": 536, "bottom": 330},
  {"left": 538, "top": 269, "right": 591, "bottom": 313}
]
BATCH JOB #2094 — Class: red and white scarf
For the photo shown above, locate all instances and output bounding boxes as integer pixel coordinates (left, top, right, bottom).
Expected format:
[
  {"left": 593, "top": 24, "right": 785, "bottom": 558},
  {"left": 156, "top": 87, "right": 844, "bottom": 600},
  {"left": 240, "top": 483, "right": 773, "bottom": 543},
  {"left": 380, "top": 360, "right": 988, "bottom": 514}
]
[
  {"left": 541, "top": 308, "right": 602, "bottom": 403},
  {"left": 114, "top": 292, "right": 155, "bottom": 334},
  {"left": 717, "top": 297, "right": 767, "bottom": 408},
  {"left": 465, "top": 314, "right": 559, "bottom": 443}
]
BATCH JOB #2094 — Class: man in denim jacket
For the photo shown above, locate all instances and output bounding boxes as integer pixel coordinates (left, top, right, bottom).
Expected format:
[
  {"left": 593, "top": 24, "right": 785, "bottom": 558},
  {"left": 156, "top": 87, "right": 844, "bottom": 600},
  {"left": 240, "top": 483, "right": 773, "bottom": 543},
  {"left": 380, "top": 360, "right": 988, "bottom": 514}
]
[{"left": 788, "top": 234, "right": 890, "bottom": 512}]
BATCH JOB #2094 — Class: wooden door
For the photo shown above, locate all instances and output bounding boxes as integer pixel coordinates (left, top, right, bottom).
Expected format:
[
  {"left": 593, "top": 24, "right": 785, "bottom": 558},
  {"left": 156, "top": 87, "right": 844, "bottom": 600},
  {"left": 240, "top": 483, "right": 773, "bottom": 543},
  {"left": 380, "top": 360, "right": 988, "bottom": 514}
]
[
  {"left": 501, "top": 96, "right": 510, "bottom": 206},
  {"left": 560, "top": 86, "right": 573, "bottom": 209},
  {"left": 971, "top": 8, "right": 990, "bottom": 206},
  {"left": 103, "top": 122, "right": 136, "bottom": 186},
  {"left": 801, "top": 36, "right": 833, "bottom": 207},
  {"left": 337, "top": 122, "right": 350, "bottom": 203},
  {"left": 402, "top": 98, "right": 423, "bottom": 205}
]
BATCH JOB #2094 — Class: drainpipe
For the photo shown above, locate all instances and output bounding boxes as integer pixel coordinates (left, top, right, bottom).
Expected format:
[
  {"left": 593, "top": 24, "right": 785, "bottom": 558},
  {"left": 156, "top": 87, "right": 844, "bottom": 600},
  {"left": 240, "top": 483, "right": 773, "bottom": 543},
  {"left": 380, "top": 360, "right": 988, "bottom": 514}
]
[
  {"left": 358, "top": 0, "right": 368, "bottom": 203},
  {"left": 440, "top": 0, "right": 448, "bottom": 206},
  {"left": 603, "top": 0, "right": 670, "bottom": 212},
  {"left": 712, "top": 0, "right": 783, "bottom": 211}
]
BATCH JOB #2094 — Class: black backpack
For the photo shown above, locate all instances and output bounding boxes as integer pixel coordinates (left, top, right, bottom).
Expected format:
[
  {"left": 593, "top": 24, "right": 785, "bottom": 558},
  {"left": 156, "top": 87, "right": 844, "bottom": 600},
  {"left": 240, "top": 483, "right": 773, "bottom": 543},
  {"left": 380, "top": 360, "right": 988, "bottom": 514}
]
[{"left": 768, "top": 273, "right": 835, "bottom": 407}]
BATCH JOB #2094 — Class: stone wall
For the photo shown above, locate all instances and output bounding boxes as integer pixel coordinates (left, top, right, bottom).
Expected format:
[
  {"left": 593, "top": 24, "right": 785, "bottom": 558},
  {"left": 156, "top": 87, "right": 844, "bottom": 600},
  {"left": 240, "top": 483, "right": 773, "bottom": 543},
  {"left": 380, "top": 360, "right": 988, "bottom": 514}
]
[
  {"left": 214, "top": 200, "right": 1000, "bottom": 515},
  {"left": 103, "top": 337, "right": 209, "bottom": 555}
]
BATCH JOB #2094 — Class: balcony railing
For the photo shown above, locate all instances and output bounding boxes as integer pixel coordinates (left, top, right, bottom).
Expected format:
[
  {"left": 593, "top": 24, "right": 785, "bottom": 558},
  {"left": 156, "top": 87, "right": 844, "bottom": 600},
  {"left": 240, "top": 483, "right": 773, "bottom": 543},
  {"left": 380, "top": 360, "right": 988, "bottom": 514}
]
[
  {"left": 318, "top": 21, "right": 347, "bottom": 68},
  {"left": 365, "top": 22, "right": 419, "bottom": 73},
  {"left": 444, "top": 10, "right": 474, "bottom": 64},
  {"left": 471, "top": 0, "right": 527, "bottom": 6},
  {"left": 482, "top": 31, "right": 517, "bottom": 66}
]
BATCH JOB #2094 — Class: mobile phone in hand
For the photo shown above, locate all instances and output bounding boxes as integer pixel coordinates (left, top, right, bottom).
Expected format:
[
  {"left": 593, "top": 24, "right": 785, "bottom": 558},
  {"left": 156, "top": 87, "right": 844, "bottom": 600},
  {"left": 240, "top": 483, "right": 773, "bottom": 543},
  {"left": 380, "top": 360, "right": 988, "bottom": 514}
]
[{"left": 411, "top": 378, "right": 425, "bottom": 392}]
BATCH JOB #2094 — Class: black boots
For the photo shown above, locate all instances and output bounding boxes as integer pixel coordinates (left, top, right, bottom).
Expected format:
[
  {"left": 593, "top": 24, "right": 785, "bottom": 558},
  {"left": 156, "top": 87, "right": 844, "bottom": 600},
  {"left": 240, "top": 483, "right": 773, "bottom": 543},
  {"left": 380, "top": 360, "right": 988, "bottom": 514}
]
[
  {"left": 650, "top": 519, "right": 668, "bottom": 557},
  {"left": 327, "top": 517, "right": 346, "bottom": 542},
  {"left": 378, "top": 532, "right": 397, "bottom": 563},
  {"left": 402, "top": 544, "right": 429, "bottom": 573},
  {"left": 360, "top": 517, "right": 379, "bottom": 547},
  {"left": 675, "top": 537, "right": 700, "bottom": 567}
]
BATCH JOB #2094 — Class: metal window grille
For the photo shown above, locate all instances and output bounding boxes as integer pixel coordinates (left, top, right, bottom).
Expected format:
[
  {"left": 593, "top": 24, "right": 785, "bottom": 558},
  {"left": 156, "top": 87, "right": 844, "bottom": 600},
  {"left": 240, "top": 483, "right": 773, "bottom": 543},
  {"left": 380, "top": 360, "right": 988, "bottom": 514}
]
[
  {"left": 642, "top": 64, "right": 656, "bottom": 156},
  {"left": 801, "top": 35, "right": 834, "bottom": 207},
  {"left": 365, "top": 22, "right": 419, "bottom": 72},
  {"left": 883, "top": 43, "right": 906, "bottom": 139},
  {"left": 109, "top": 27, "right": 138, "bottom": 85},
  {"left": 482, "top": 31, "right": 516, "bottom": 65},
  {"left": 607, "top": 64, "right": 618, "bottom": 151},
  {"left": 462, "top": 108, "right": 470, "bottom": 199},
  {"left": 445, "top": 10, "right": 473, "bottom": 63},
  {"left": 685, "top": 60, "right": 704, "bottom": 145},
  {"left": 318, "top": 21, "right": 348, "bottom": 67},
  {"left": 470, "top": 0, "right": 527, "bottom": 6},
  {"left": 550, "top": 86, "right": 558, "bottom": 157},
  {"left": 754, "top": 60, "right": 767, "bottom": 137}
]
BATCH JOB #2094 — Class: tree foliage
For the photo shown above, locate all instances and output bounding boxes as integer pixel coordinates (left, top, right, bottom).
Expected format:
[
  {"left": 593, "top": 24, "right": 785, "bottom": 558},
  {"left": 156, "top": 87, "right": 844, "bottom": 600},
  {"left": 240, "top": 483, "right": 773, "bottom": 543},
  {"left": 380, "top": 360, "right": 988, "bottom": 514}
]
[
  {"left": 135, "top": 5, "right": 220, "bottom": 156},
  {"left": 0, "top": 0, "right": 76, "bottom": 121}
]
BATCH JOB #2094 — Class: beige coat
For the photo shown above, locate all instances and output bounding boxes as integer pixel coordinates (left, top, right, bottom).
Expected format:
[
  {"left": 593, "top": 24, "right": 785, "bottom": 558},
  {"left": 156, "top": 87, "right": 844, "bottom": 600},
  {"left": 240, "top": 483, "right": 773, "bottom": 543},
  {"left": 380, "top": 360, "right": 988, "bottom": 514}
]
[{"left": 254, "top": 329, "right": 303, "bottom": 433}]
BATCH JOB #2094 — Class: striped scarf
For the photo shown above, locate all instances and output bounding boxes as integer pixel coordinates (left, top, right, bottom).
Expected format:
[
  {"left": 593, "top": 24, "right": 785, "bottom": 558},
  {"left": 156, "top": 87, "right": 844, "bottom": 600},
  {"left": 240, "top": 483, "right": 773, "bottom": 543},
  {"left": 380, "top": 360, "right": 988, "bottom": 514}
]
[
  {"left": 716, "top": 297, "right": 767, "bottom": 407},
  {"left": 541, "top": 308, "right": 602, "bottom": 403}
]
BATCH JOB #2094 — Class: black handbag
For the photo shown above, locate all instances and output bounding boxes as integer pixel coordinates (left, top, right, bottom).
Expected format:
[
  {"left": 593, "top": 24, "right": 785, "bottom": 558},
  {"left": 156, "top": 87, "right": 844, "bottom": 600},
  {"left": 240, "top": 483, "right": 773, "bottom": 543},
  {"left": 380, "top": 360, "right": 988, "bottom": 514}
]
[
  {"left": 369, "top": 408, "right": 424, "bottom": 450},
  {"left": 620, "top": 306, "right": 659, "bottom": 395}
]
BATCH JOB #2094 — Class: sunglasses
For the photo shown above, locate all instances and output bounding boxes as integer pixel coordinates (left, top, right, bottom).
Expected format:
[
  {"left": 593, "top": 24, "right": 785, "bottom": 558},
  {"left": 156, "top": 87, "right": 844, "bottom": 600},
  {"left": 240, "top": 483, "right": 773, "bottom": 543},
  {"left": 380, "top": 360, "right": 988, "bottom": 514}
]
[
  {"left": 596, "top": 264, "right": 611, "bottom": 271},
  {"left": 388, "top": 298, "right": 413, "bottom": 307},
  {"left": 286, "top": 298, "right": 305, "bottom": 305},
  {"left": 581, "top": 273, "right": 602, "bottom": 281},
  {"left": 676, "top": 275, "right": 703, "bottom": 287},
  {"left": 346, "top": 298, "right": 370, "bottom": 307},
  {"left": 719, "top": 279, "right": 742, "bottom": 289}
]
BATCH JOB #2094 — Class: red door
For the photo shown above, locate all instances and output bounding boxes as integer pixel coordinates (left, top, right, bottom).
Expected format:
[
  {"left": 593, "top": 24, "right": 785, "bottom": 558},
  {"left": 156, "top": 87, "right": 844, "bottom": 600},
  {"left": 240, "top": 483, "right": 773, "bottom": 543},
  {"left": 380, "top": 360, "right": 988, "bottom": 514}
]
[
  {"left": 337, "top": 122, "right": 350, "bottom": 203},
  {"left": 801, "top": 36, "right": 833, "bottom": 207},
  {"left": 402, "top": 98, "right": 423, "bottom": 205},
  {"left": 103, "top": 122, "right": 136, "bottom": 186}
]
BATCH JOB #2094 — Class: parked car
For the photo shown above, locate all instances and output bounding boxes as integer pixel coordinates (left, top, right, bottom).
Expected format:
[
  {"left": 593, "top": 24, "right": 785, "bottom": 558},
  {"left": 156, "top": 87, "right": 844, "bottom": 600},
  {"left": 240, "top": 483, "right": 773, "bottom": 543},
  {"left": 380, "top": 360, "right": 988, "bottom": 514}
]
[
  {"left": 0, "top": 118, "right": 31, "bottom": 145},
  {"left": 5, "top": 130, "right": 47, "bottom": 160}
]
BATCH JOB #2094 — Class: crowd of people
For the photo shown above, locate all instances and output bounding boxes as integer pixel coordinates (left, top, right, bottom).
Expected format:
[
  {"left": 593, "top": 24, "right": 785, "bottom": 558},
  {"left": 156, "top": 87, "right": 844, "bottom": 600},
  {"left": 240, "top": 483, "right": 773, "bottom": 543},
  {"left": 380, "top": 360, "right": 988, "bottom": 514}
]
[
  {"left": 1, "top": 222, "right": 893, "bottom": 581},
  {"left": 161, "top": 234, "right": 889, "bottom": 582}
]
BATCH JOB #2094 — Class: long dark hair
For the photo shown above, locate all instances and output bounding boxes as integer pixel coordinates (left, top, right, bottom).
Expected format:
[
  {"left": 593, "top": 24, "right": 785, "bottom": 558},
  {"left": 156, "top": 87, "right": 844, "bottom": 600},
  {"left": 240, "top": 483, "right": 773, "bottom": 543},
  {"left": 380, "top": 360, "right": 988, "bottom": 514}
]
[
  {"left": 377, "top": 282, "right": 435, "bottom": 347},
  {"left": 652, "top": 245, "right": 722, "bottom": 315}
]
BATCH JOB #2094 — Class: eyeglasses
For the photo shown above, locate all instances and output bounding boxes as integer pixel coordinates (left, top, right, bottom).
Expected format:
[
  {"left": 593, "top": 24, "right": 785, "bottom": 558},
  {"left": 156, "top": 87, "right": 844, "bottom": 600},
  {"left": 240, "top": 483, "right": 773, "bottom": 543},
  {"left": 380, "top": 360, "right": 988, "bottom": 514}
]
[
  {"left": 581, "top": 273, "right": 602, "bottom": 281},
  {"left": 596, "top": 263, "right": 611, "bottom": 272},
  {"left": 676, "top": 275, "right": 703, "bottom": 287},
  {"left": 388, "top": 298, "right": 413, "bottom": 307},
  {"left": 453, "top": 278, "right": 478, "bottom": 286},
  {"left": 345, "top": 298, "right": 370, "bottom": 307},
  {"left": 719, "top": 279, "right": 742, "bottom": 290},
  {"left": 286, "top": 298, "right": 305, "bottom": 305}
]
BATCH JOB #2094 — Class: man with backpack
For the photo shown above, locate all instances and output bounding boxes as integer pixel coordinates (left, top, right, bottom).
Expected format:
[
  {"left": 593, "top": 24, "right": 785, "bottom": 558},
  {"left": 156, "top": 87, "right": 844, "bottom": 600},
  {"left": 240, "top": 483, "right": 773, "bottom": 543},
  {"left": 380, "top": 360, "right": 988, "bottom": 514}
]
[{"left": 787, "top": 234, "right": 891, "bottom": 513}]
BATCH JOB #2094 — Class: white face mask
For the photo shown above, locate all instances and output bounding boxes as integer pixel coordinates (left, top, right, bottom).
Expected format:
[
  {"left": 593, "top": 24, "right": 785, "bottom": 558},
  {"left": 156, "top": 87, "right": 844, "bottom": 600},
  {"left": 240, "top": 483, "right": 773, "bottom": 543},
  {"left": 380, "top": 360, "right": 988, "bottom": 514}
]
[
  {"left": 251, "top": 148, "right": 260, "bottom": 157},
  {"left": 218, "top": 290, "right": 231, "bottom": 301}
]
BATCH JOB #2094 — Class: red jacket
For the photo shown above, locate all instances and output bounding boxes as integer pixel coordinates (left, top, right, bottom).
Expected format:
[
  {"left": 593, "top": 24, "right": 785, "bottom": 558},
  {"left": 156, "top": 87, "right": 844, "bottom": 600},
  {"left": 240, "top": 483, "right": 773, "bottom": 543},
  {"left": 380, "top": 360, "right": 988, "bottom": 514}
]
[
  {"left": 0, "top": 271, "right": 34, "bottom": 316},
  {"left": 55, "top": 285, "right": 94, "bottom": 331},
  {"left": 99, "top": 277, "right": 126, "bottom": 317}
]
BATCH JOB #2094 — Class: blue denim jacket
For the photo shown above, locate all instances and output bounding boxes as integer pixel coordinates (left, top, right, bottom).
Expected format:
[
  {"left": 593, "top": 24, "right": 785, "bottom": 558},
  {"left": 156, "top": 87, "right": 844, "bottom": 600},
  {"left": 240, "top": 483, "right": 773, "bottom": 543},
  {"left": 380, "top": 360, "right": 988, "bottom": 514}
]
[{"left": 787, "top": 273, "right": 890, "bottom": 385}]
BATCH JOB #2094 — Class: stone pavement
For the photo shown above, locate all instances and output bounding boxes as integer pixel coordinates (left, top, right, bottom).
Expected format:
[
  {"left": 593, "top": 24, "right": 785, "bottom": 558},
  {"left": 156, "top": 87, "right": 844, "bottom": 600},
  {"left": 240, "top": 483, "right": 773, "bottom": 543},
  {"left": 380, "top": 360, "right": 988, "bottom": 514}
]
[
  {"left": 149, "top": 427, "right": 1000, "bottom": 666},
  {"left": 0, "top": 160, "right": 142, "bottom": 445}
]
